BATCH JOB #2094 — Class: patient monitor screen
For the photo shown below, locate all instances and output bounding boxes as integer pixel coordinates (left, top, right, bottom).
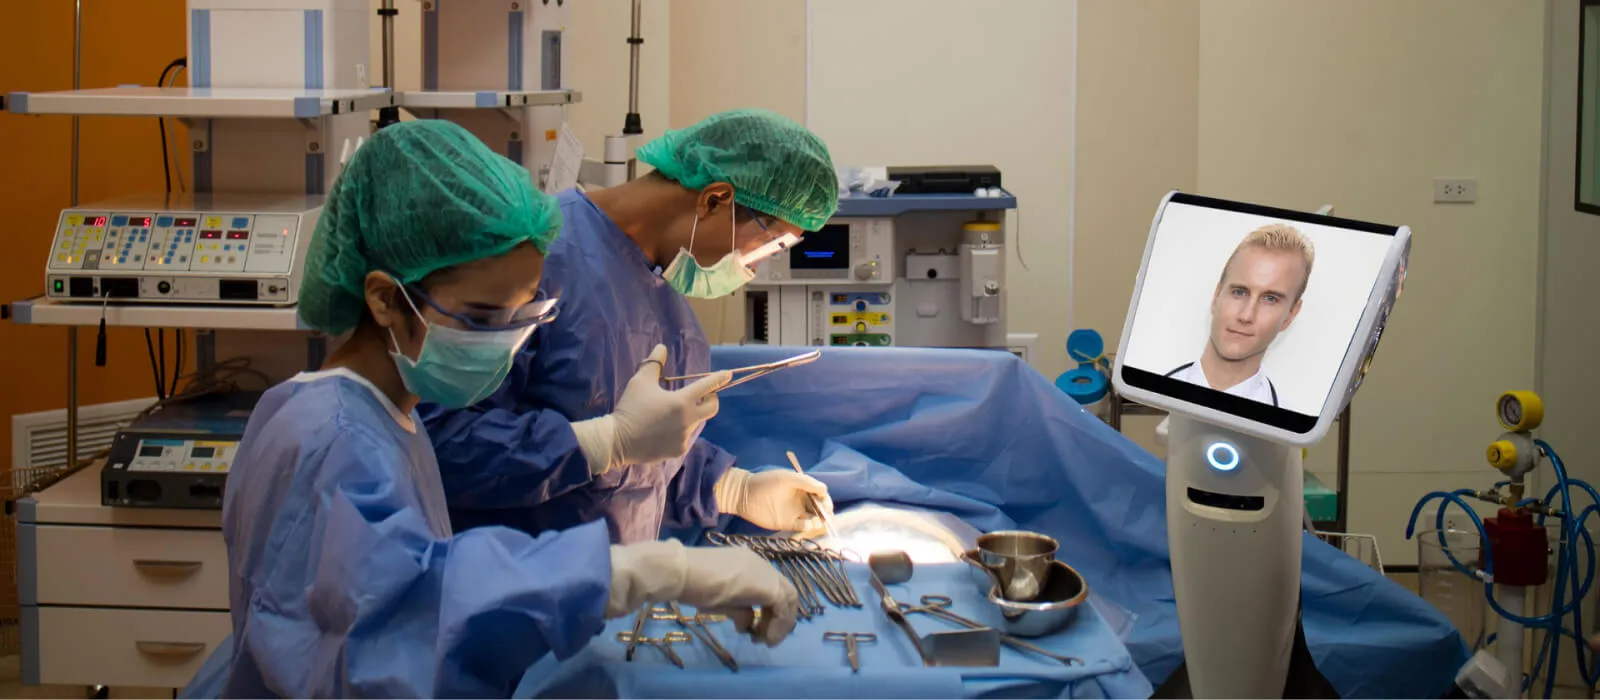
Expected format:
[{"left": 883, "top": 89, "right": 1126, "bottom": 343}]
[{"left": 1120, "top": 193, "right": 1399, "bottom": 433}]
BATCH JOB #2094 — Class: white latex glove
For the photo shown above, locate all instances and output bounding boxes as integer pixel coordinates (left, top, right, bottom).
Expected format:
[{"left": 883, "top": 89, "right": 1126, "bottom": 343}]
[
  {"left": 604, "top": 539, "right": 800, "bottom": 646},
  {"left": 570, "top": 345, "right": 732, "bottom": 475},
  {"left": 714, "top": 467, "right": 834, "bottom": 532}
]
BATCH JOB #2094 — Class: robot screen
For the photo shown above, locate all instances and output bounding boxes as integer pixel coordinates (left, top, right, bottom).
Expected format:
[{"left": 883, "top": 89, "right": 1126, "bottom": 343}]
[{"left": 1118, "top": 192, "right": 1404, "bottom": 437}]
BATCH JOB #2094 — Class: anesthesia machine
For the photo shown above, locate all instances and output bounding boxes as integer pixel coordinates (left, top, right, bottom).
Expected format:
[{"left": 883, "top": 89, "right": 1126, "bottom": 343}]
[
  {"left": 744, "top": 165, "right": 1036, "bottom": 363},
  {"left": 1114, "top": 191, "right": 1411, "bottom": 697}
]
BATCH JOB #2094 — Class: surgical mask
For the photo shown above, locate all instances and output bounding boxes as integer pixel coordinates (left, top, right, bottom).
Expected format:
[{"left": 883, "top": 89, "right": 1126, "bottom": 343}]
[
  {"left": 385, "top": 283, "right": 536, "bottom": 409},
  {"left": 663, "top": 204, "right": 756, "bottom": 299}
]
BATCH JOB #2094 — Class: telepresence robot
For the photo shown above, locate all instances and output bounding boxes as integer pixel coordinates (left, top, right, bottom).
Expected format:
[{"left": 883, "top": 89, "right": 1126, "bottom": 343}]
[{"left": 1113, "top": 192, "right": 1411, "bottom": 698}]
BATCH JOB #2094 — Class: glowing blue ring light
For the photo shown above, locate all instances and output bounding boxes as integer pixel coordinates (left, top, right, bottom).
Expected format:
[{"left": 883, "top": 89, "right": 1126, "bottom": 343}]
[{"left": 1206, "top": 442, "right": 1240, "bottom": 472}]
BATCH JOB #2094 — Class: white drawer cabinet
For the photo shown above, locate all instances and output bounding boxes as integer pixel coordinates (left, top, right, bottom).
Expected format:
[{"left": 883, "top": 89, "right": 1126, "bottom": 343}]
[
  {"left": 19, "top": 466, "right": 228, "bottom": 690},
  {"left": 30, "top": 607, "right": 231, "bottom": 688}
]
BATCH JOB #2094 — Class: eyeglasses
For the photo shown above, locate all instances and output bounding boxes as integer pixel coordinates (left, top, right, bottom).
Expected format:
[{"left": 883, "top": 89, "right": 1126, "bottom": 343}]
[
  {"left": 741, "top": 205, "right": 776, "bottom": 233},
  {"left": 402, "top": 284, "right": 560, "bottom": 331}
]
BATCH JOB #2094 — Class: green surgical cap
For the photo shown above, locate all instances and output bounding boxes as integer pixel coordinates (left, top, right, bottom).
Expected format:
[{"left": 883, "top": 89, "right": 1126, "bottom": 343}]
[
  {"left": 636, "top": 109, "right": 839, "bottom": 231},
  {"left": 299, "top": 119, "right": 561, "bottom": 335}
]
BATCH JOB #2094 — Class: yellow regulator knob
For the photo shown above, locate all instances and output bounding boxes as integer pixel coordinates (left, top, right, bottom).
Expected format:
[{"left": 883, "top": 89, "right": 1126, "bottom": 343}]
[{"left": 1487, "top": 440, "right": 1519, "bottom": 471}]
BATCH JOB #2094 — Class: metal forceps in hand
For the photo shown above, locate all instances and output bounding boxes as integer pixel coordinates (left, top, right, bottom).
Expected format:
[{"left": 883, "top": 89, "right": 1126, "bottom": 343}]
[
  {"left": 661, "top": 349, "right": 822, "bottom": 393},
  {"left": 616, "top": 630, "right": 692, "bottom": 668},
  {"left": 897, "top": 595, "right": 1083, "bottom": 666},
  {"left": 823, "top": 631, "right": 877, "bottom": 673},
  {"left": 652, "top": 603, "right": 739, "bottom": 672}
]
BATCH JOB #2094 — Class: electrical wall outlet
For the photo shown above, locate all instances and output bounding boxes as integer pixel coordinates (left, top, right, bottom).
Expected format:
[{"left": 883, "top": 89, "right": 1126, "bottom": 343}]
[{"left": 1433, "top": 177, "right": 1478, "bottom": 203}]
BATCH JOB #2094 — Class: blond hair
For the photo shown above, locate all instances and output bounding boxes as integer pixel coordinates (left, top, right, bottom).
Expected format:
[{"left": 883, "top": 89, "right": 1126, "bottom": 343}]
[{"left": 1218, "top": 223, "right": 1315, "bottom": 300}]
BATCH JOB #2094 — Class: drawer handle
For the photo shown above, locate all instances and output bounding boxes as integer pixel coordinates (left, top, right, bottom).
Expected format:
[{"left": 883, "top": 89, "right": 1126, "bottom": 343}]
[
  {"left": 135, "top": 641, "right": 206, "bottom": 658},
  {"left": 132, "top": 560, "right": 202, "bottom": 577}
]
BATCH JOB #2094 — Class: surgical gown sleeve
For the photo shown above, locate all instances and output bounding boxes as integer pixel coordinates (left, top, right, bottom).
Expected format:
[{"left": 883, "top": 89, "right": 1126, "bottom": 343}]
[
  {"left": 243, "top": 428, "right": 611, "bottom": 698},
  {"left": 660, "top": 437, "right": 738, "bottom": 530},
  {"left": 419, "top": 390, "right": 596, "bottom": 510}
]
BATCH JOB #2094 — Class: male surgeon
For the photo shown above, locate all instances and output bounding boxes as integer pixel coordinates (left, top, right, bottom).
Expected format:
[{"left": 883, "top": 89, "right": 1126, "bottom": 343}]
[
  {"left": 421, "top": 109, "right": 841, "bottom": 544},
  {"left": 1166, "top": 223, "right": 1315, "bottom": 407}
]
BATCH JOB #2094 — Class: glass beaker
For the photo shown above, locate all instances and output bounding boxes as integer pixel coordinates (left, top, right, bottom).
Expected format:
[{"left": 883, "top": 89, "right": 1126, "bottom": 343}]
[{"left": 1417, "top": 528, "right": 1488, "bottom": 650}]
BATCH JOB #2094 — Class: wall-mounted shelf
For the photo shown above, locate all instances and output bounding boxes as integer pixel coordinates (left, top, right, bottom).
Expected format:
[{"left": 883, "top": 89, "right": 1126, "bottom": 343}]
[
  {"left": 6, "top": 87, "right": 396, "bottom": 119},
  {"left": 10, "top": 297, "right": 310, "bottom": 332},
  {"left": 399, "top": 88, "right": 581, "bottom": 111},
  {"left": 835, "top": 192, "right": 1018, "bottom": 218}
]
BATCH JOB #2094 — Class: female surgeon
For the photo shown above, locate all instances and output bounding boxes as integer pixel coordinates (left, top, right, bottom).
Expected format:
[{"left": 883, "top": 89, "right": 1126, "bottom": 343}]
[
  {"left": 422, "top": 109, "right": 841, "bottom": 545},
  {"left": 214, "top": 120, "right": 800, "bottom": 698}
]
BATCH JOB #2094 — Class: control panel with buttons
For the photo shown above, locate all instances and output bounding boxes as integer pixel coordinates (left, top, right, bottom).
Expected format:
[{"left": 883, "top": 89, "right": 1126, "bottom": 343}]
[{"left": 45, "top": 195, "right": 324, "bottom": 306}]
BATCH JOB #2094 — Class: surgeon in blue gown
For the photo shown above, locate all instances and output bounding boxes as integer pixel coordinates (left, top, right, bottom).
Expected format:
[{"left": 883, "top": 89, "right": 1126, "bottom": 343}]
[
  {"left": 208, "top": 120, "right": 800, "bottom": 698},
  {"left": 421, "top": 109, "right": 843, "bottom": 544}
]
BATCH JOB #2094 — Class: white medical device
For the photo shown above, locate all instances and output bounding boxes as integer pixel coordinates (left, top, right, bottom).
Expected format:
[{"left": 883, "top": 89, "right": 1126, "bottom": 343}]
[
  {"left": 1113, "top": 191, "right": 1409, "bottom": 698},
  {"left": 745, "top": 194, "right": 1018, "bottom": 354},
  {"left": 44, "top": 195, "right": 324, "bottom": 306}
]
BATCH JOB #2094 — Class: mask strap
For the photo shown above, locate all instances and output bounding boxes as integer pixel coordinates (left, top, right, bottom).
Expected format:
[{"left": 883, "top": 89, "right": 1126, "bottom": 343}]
[
  {"left": 687, "top": 207, "right": 699, "bottom": 253},
  {"left": 728, "top": 199, "right": 737, "bottom": 254},
  {"left": 386, "top": 276, "right": 429, "bottom": 359}
]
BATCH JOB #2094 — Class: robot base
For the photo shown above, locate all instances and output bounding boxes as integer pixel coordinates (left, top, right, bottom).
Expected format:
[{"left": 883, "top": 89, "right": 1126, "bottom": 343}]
[{"left": 1153, "top": 602, "right": 1340, "bottom": 699}]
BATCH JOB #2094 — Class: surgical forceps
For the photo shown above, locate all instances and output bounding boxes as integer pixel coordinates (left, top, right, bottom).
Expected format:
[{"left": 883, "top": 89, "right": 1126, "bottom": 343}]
[
  {"left": 705, "top": 532, "right": 861, "bottom": 616},
  {"left": 897, "top": 595, "right": 1083, "bottom": 666},
  {"left": 652, "top": 603, "right": 739, "bottom": 672},
  {"left": 823, "top": 631, "right": 877, "bottom": 673},
  {"left": 661, "top": 349, "right": 822, "bottom": 393},
  {"left": 623, "top": 605, "right": 651, "bottom": 661},
  {"left": 616, "top": 630, "right": 692, "bottom": 668}
]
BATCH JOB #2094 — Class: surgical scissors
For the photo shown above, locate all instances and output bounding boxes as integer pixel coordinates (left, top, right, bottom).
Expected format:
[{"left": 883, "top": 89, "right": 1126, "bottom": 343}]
[
  {"left": 823, "top": 631, "right": 877, "bottom": 673},
  {"left": 652, "top": 603, "right": 739, "bottom": 672},
  {"left": 661, "top": 349, "right": 822, "bottom": 393},
  {"left": 616, "top": 630, "right": 692, "bottom": 668},
  {"left": 897, "top": 595, "right": 1082, "bottom": 666}
]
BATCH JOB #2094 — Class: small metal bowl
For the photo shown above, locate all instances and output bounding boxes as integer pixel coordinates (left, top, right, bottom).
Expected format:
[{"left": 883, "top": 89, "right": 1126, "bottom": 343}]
[
  {"left": 976, "top": 530, "right": 1059, "bottom": 601},
  {"left": 987, "top": 559, "right": 1088, "bottom": 638}
]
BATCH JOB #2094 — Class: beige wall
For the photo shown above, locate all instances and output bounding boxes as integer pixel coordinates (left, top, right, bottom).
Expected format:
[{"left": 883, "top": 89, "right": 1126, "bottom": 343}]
[
  {"left": 1540, "top": 0, "right": 1600, "bottom": 489},
  {"left": 807, "top": 0, "right": 1078, "bottom": 374},
  {"left": 1195, "top": 1, "right": 1546, "bottom": 564},
  {"left": 1074, "top": 0, "right": 1200, "bottom": 455}
]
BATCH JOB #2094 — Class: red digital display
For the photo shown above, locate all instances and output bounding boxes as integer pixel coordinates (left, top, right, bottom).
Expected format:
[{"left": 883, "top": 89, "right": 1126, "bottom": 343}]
[
  {"left": 174, "top": 217, "right": 197, "bottom": 227},
  {"left": 200, "top": 230, "right": 222, "bottom": 239},
  {"left": 126, "top": 216, "right": 152, "bottom": 227},
  {"left": 85, "top": 216, "right": 107, "bottom": 227},
  {"left": 226, "top": 231, "right": 250, "bottom": 240}
]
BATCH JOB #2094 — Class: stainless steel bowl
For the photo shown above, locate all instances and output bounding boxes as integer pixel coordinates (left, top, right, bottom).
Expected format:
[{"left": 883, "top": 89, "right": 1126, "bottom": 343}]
[
  {"left": 987, "top": 560, "right": 1088, "bottom": 638},
  {"left": 976, "top": 530, "right": 1059, "bottom": 601}
]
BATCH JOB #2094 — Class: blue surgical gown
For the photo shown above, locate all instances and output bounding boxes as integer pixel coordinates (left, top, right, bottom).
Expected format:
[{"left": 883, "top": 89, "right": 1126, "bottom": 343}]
[
  {"left": 219, "top": 369, "right": 612, "bottom": 698},
  {"left": 420, "top": 189, "right": 736, "bottom": 545}
]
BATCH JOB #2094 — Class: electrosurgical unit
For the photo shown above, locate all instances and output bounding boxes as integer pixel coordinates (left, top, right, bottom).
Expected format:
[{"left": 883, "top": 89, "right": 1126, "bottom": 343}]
[
  {"left": 44, "top": 195, "right": 324, "bottom": 305},
  {"left": 1114, "top": 191, "right": 1410, "bottom": 698},
  {"left": 101, "top": 392, "right": 261, "bottom": 510}
]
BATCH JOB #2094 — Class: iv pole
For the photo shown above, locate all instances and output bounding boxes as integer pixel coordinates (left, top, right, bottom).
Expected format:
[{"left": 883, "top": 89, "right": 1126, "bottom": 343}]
[
  {"left": 623, "top": 0, "right": 643, "bottom": 181},
  {"left": 376, "top": 0, "right": 401, "bottom": 129},
  {"left": 65, "top": 0, "right": 83, "bottom": 473}
]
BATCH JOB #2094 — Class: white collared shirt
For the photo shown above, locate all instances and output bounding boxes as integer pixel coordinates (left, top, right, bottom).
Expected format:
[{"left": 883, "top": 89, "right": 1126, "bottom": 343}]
[{"left": 1167, "top": 360, "right": 1279, "bottom": 407}]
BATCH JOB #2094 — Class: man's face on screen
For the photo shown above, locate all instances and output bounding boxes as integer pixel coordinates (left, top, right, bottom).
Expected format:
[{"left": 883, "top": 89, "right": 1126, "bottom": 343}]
[{"left": 1209, "top": 245, "right": 1306, "bottom": 362}]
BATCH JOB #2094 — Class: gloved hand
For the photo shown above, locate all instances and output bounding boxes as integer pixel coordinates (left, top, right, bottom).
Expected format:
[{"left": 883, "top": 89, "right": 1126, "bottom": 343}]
[
  {"left": 714, "top": 467, "right": 834, "bottom": 532},
  {"left": 604, "top": 539, "right": 800, "bottom": 646},
  {"left": 570, "top": 345, "right": 732, "bottom": 475}
]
